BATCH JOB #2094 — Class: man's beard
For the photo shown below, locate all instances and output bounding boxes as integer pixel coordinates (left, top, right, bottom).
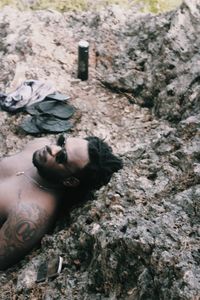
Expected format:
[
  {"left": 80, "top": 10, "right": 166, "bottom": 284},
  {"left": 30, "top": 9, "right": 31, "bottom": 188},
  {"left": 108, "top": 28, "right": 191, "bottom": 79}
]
[{"left": 32, "top": 150, "right": 63, "bottom": 184}]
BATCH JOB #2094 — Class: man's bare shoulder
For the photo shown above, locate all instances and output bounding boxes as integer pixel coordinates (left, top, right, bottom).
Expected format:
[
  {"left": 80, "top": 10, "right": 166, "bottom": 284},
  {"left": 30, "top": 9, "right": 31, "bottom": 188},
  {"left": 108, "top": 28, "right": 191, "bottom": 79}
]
[
  {"left": 0, "top": 137, "right": 52, "bottom": 177},
  {"left": 0, "top": 201, "right": 53, "bottom": 270}
]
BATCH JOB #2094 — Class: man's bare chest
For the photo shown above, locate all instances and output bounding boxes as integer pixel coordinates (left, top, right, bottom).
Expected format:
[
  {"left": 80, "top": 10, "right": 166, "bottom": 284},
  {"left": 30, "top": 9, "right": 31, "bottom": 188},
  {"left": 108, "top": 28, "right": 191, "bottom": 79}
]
[
  {"left": 0, "top": 176, "right": 44, "bottom": 212},
  {"left": 0, "top": 176, "right": 24, "bottom": 206},
  {"left": 0, "top": 175, "right": 58, "bottom": 222}
]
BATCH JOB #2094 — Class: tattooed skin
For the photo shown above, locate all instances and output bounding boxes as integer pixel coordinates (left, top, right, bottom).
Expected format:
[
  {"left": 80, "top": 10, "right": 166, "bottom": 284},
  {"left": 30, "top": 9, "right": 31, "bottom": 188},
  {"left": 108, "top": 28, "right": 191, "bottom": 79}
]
[{"left": 0, "top": 202, "right": 49, "bottom": 270}]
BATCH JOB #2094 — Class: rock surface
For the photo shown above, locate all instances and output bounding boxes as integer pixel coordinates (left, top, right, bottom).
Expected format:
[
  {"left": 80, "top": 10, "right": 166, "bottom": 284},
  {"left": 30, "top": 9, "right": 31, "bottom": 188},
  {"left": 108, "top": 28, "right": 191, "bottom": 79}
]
[
  {"left": 0, "top": 1, "right": 199, "bottom": 300},
  {"left": 96, "top": 0, "right": 200, "bottom": 122}
]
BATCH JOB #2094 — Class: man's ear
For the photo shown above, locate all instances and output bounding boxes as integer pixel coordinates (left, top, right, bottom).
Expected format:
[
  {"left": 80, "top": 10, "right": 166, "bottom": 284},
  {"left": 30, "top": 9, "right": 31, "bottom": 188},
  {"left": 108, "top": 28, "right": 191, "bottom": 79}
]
[{"left": 63, "top": 176, "right": 80, "bottom": 187}]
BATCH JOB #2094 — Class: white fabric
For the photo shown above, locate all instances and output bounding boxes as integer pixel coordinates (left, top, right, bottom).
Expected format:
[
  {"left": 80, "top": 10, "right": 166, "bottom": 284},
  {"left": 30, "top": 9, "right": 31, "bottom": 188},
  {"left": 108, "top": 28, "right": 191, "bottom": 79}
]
[{"left": 0, "top": 80, "right": 56, "bottom": 112}]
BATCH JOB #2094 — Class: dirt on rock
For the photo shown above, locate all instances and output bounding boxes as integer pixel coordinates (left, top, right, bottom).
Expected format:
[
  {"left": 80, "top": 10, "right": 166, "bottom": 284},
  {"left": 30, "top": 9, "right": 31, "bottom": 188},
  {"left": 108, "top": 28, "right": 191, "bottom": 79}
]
[{"left": 0, "top": 2, "right": 199, "bottom": 300}]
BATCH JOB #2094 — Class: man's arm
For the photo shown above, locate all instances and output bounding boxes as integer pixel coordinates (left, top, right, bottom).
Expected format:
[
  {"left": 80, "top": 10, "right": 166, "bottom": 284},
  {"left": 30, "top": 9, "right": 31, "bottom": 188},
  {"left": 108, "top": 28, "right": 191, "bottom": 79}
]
[{"left": 0, "top": 202, "right": 51, "bottom": 270}]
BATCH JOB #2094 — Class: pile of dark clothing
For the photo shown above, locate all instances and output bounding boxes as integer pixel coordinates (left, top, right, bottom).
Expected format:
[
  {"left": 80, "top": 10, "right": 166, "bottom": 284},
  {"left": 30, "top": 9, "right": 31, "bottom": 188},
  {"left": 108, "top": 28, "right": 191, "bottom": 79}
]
[{"left": 0, "top": 80, "right": 75, "bottom": 134}]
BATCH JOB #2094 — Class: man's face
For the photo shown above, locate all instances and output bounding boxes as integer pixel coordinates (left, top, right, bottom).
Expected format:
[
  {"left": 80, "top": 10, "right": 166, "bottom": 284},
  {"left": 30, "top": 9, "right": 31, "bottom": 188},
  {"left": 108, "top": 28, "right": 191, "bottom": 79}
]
[{"left": 32, "top": 135, "right": 89, "bottom": 183}]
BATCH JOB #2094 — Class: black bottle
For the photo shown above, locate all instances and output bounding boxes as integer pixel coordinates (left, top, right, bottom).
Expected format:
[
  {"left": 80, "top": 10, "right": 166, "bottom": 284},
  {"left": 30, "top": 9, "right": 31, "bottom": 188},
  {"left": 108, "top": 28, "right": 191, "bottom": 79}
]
[{"left": 78, "top": 40, "right": 89, "bottom": 81}]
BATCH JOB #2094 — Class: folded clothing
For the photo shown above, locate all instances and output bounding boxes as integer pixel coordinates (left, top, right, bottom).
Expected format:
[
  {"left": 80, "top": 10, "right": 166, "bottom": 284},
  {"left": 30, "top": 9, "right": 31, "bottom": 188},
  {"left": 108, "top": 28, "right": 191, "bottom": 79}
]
[
  {"left": 0, "top": 80, "right": 56, "bottom": 112},
  {"left": 0, "top": 79, "right": 76, "bottom": 134}
]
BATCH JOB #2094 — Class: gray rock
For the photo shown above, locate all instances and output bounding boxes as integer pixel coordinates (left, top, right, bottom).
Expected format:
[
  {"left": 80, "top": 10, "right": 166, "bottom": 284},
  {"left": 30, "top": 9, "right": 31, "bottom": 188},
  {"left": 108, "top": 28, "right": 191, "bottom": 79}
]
[
  {"left": 0, "top": 3, "right": 199, "bottom": 300},
  {"left": 96, "top": 0, "right": 200, "bottom": 122}
]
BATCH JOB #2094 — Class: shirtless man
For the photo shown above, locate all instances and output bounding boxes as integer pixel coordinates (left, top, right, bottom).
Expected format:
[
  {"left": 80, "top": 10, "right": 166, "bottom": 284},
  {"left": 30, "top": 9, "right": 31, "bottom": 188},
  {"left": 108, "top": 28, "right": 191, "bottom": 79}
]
[{"left": 0, "top": 135, "right": 122, "bottom": 270}]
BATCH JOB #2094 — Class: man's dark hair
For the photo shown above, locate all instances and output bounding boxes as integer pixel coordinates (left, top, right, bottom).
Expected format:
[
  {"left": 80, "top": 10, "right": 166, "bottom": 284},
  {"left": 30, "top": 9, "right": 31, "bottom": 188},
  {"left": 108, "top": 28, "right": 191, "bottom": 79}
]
[{"left": 76, "top": 136, "right": 123, "bottom": 191}]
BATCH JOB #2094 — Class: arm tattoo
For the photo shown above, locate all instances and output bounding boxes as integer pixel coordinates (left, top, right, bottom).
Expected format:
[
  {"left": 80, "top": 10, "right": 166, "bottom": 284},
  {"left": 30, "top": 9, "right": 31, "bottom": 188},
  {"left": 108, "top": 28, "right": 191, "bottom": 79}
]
[
  {"left": 0, "top": 202, "right": 49, "bottom": 270},
  {"left": 15, "top": 220, "right": 36, "bottom": 243}
]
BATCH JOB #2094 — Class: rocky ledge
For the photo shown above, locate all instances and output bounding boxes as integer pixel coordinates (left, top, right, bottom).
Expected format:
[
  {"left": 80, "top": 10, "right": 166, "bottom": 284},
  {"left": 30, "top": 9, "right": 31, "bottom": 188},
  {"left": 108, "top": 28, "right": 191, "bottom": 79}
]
[{"left": 0, "top": 1, "right": 199, "bottom": 299}]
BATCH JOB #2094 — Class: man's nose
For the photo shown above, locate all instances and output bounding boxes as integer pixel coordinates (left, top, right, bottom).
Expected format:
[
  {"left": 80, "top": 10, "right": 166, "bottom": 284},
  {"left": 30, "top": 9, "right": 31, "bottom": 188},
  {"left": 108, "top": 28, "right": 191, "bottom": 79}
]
[{"left": 47, "top": 145, "right": 62, "bottom": 156}]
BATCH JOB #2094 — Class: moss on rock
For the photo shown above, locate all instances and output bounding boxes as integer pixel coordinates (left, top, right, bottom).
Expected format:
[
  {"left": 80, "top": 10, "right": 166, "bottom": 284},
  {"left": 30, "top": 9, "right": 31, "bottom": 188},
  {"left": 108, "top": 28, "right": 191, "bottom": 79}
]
[{"left": 0, "top": 0, "right": 182, "bottom": 13}]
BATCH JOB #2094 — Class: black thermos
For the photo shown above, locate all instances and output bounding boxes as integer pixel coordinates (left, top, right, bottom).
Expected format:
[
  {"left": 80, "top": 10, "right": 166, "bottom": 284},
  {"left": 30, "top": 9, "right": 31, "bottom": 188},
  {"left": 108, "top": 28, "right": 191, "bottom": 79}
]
[{"left": 78, "top": 40, "right": 89, "bottom": 81}]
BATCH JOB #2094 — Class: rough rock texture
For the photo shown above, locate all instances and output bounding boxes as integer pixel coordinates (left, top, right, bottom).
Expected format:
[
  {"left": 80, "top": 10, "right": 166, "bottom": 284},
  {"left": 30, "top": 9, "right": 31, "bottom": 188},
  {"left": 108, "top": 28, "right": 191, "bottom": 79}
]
[
  {"left": 95, "top": 0, "right": 200, "bottom": 122},
  {"left": 0, "top": 2, "right": 199, "bottom": 300}
]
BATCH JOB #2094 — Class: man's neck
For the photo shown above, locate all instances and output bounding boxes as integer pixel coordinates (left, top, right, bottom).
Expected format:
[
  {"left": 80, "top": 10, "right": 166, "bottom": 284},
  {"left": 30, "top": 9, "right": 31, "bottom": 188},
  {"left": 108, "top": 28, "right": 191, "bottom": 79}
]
[{"left": 17, "top": 167, "right": 65, "bottom": 193}]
